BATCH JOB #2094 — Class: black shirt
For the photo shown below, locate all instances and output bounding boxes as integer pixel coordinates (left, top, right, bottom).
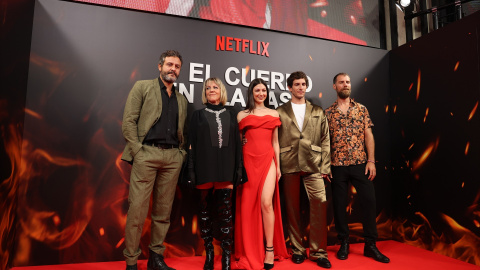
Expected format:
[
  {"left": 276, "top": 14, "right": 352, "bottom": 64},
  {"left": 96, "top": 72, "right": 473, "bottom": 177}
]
[{"left": 144, "top": 78, "right": 179, "bottom": 145}]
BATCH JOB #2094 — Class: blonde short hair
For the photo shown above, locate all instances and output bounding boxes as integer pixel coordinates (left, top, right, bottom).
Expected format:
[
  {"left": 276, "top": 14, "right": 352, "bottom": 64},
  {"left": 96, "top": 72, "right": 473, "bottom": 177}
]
[{"left": 201, "top": 77, "right": 228, "bottom": 105}]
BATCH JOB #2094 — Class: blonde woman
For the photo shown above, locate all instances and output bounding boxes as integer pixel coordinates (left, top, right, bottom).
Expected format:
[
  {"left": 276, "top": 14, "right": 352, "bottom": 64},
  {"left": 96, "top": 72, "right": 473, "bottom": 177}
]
[{"left": 184, "top": 77, "right": 244, "bottom": 270}]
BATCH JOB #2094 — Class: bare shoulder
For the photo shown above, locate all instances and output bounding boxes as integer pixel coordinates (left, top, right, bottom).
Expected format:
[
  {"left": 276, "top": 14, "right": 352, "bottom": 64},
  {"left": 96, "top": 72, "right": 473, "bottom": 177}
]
[
  {"left": 237, "top": 110, "right": 249, "bottom": 122},
  {"left": 266, "top": 108, "right": 279, "bottom": 117}
]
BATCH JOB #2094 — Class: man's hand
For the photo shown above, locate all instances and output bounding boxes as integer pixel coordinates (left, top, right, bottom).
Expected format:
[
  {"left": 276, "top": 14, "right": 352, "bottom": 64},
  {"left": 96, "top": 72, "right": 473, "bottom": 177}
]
[
  {"left": 322, "top": 174, "right": 331, "bottom": 182},
  {"left": 242, "top": 137, "right": 247, "bottom": 145},
  {"left": 365, "top": 162, "right": 376, "bottom": 181}
]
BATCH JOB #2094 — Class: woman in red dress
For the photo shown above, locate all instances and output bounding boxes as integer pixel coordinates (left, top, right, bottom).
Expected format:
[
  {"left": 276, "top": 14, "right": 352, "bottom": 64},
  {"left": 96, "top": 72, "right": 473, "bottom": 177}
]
[{"left": 234, "top": 78, "right": 288, "bottom": 270}]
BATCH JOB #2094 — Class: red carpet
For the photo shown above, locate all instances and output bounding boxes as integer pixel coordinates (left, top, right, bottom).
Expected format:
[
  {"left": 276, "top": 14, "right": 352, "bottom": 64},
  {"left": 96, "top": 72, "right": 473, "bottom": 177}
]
[{"left": 11, "top": 241, "right": 479, "bottom": 270}]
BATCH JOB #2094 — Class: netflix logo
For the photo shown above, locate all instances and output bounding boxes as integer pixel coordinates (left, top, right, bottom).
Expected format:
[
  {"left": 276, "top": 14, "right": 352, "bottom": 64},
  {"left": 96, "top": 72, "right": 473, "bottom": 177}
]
[{"left": 216, "top": 35, "right": 270, "bottom": 57}]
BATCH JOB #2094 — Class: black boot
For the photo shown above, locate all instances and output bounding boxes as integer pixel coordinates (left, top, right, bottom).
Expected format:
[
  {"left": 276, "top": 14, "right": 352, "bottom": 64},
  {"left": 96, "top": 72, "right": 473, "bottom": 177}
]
[
  {"left": 215, "top": 189, "right": 233, "bottom": 270},
  {"left": 364, "top": 241, "right": 390, "bottom": 263},
  {"left": 147, "top": 249, "right": 175, "bottom": 270},
  {"left": 336, "top": 239, "right": 349, "bottom": 260},
  {"left": 200, "top": 189, "right": 214, "bottom": 270}
]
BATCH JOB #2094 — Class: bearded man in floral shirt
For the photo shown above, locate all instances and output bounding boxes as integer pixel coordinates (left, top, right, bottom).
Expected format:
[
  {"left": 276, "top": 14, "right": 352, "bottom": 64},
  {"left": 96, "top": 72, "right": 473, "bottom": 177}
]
[{"left": 325, "top": 73, "right": 390, "bottom": 264}]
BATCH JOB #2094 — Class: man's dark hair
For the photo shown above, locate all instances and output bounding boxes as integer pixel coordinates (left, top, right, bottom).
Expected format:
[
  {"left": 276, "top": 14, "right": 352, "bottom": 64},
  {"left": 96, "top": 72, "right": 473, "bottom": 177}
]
[
  {"left": 159, "top": 50, "right": 183, "bottom": 66},
  {"left": 287, "top": 71, "right": 309, "bottom": 88},
  {"left": 333, "top": 72, "right": 349, "bottom": 84}
]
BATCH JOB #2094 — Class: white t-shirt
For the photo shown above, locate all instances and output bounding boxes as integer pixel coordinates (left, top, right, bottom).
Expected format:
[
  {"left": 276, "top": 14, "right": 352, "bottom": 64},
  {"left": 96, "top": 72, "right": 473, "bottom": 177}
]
[{"left": 291, "top": 102, "right": 306, "bottom": 132}]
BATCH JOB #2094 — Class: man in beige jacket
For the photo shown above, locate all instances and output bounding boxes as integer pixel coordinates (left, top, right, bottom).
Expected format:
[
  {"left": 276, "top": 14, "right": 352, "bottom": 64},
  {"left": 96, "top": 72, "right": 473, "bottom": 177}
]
[
  {"left": 277, "top": 71, "right": 332, "bottom": 269},
  {"left": 121, "top": 50, "right": 187, "bottom": 270}
]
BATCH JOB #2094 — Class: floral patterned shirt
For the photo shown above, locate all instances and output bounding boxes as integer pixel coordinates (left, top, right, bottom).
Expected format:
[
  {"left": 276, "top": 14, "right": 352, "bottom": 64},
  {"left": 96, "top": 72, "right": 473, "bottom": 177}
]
[{"left": 325, "top": 99, "right": 373, "bottom": 166}]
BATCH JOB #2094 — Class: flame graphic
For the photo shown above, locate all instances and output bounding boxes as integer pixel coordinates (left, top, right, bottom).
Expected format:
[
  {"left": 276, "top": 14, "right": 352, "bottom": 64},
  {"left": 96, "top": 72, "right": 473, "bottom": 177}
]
[
  {"left": 468, "top": 101, "right": 478, "bottom": 121},
  {"left": 394, "top": 211, "right": 480, "bottom": 265},
  {"left": 416, "top": 69, "right": 421, "bottom": 101},
  {"left": 25, "top": 108, "right": 42, "bottom": 119},
  {"left": 130, "top": 66, "right": 140, "bottom": 82},
  {"left": 412, "top": 140, "right": 438, "bottom": 171},
  {"left": 454, "top": 61, "right": 460, "bottom": 71}
]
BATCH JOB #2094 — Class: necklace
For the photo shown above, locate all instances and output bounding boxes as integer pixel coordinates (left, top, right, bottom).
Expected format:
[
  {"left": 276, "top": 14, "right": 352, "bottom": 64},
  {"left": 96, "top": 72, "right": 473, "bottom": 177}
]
[{"left": 205, "top": 107, "right": 226, "bottom": 148}]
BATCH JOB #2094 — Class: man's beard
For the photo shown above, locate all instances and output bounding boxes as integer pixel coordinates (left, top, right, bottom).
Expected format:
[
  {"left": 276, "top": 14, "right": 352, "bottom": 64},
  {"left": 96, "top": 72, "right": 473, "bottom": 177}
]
[
  {"left": 338, "top": 89, "right": 350, "bottom": 99},
  {"left": 161, "top": 70, "right": 178, "bottom": 83}
]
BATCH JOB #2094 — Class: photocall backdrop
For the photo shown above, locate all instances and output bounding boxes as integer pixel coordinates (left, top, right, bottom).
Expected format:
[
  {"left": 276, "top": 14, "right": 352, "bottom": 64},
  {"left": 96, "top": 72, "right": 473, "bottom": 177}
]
[{"left": 12, "top": 0, "right": 389, "bottom": 266}]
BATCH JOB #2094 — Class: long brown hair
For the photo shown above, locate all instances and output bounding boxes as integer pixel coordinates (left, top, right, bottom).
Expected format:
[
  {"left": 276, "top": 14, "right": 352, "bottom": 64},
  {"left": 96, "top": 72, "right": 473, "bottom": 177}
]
[{"left": 245, "top": 78, "right": 270, "bottom": 113}]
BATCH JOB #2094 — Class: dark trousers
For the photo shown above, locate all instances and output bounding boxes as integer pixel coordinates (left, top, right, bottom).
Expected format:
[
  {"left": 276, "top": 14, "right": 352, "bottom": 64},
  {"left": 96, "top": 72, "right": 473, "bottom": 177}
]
[{"left": 331, "top": 164, "right": 378, "bottom": 242}]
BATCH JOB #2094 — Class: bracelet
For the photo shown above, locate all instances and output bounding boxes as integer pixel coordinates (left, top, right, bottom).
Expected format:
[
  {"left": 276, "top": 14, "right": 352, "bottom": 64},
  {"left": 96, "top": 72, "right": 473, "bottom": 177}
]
[{"left": 367, "top": 160, "right": 375, "bottom": 163}]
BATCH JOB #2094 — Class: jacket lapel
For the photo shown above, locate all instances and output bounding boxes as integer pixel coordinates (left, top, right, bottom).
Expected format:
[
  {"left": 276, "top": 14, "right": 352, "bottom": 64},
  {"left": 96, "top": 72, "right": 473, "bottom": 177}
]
[
  {"left": 285, "top": 101, "right": 301, "bottom": 131},
  {"left": 302, "top": 100, "right": 313, "bottom": 131},
  {"left": 154, "top": 79, "right": 162, "bottom": 115}
]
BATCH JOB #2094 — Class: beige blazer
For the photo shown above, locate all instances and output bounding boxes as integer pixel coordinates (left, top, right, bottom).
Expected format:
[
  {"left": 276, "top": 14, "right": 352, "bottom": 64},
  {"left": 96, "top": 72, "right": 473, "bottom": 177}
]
[
  {"left": 277, "top": 100, "right": 331, "bottom": 175},
  {"left": 121, "top": 79, "right": 187, "bottom": 163}
]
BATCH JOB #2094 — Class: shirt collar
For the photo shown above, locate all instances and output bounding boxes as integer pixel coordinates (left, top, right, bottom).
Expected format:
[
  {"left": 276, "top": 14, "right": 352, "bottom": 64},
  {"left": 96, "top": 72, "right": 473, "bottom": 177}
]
[
  {"left": 158, "top": 77, "right": 176, "bottom": 94},
  {"left": 333, "top": 98, "right": 356, "bottom": 108}
]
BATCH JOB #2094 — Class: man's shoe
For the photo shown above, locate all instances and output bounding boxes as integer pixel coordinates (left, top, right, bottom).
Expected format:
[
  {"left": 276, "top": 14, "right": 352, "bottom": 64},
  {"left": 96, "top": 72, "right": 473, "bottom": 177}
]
[
  {"left": 364, "top": 241, "right": 390, "bottom": 263},
  {"left": 316, "top": 258, "right": 332, "bottom": 269},
  {"left": 291, "top": 254, "right": 305, "bottom": 264},
  {"left": 147, "top": 250, "right": 176, "bottom": 270},
  {"left": 336, "top": 240, "right": 349, "bottom": 260},
  {"left": 126, "top": 264, "right": 137, "bottom": 270}
]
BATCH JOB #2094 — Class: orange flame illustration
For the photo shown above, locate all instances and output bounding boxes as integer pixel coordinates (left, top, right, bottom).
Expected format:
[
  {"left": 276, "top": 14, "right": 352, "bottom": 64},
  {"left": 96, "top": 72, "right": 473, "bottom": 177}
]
[
  {"left": 416, "top": 69, "right": 421, "bottom": 101},
  {"left": 468, "top": 101, "right": 478, "bottom": 121},
  {"left": 412, "top": 143, "right": 435, "bottom": 171},
  {"left": 454, "top": 61, "right": 460, "bottom": 71}
]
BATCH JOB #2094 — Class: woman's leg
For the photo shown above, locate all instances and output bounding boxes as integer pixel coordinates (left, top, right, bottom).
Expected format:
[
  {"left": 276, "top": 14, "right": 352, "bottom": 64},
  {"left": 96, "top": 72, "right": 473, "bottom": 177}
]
[{"left": 261, "top": 159, "right": 277, "bottom": 264}]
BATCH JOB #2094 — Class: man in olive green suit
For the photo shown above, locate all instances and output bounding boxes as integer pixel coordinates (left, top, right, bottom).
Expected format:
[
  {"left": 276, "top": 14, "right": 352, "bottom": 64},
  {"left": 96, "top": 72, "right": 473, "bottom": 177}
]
[
  {"left": 121, "top": 50, "right": 187, "bottom": 270},
  {"left": 277, "top": 71, "right": 332, "bottom": 269}
]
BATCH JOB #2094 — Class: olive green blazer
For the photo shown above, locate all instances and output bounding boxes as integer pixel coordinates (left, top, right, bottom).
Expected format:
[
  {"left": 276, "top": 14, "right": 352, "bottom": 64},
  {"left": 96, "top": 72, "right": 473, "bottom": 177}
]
[
  {"left": 121, "top": 79, "right": 187, "bottom": 163},
  {"left": 277, "top": 100, "right": 331, "bottom": 175}
]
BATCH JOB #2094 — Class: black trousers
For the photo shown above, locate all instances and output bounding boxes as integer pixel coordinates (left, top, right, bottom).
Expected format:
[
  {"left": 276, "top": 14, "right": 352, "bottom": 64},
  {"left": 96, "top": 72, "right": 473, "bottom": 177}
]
[{"left": 331, "top": 163, "right": 378, "bottom": 242}]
